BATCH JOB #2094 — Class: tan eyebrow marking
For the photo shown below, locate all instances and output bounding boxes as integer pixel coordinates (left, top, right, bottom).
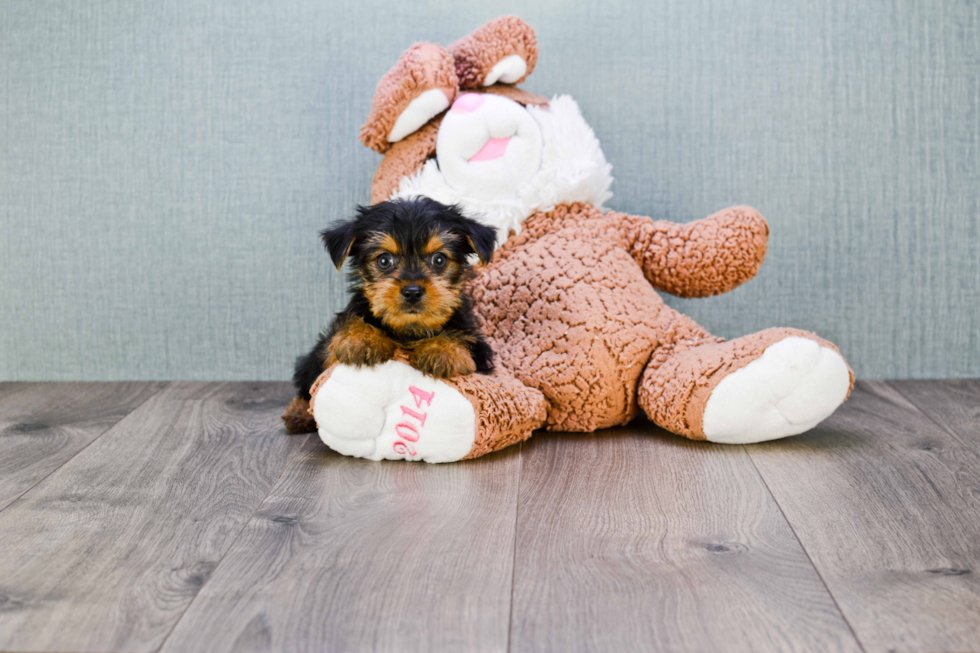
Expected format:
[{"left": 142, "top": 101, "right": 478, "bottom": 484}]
[
  {"left": 376, "top": 233, "right": 399, "bottom": 255},
  {"left": 425, "top": 233, "right": 447, "bottom": 255}
]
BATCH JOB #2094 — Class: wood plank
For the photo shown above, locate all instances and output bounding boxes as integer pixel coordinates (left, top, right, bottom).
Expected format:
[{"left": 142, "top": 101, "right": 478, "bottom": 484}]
[
  {"left": 0, "top": 381, "right": 306, "bottom": 653},
  {"left": 159, "top": 438, "right": 523, "bottom": 653},
  {"left": 747, "top": 381, "right": 980, "bottom": 653},
  {"left": 0, "top": 382, "right": 32, "bottom": 397},
  {"left": 889, "top": 378, "right": 980, "bottom": 441},
  {"left": 0, "top": 382, "right": 167, "bottom": 512},
  {"left": 510, "top": 423, "right": 861, "bottom": 653}
]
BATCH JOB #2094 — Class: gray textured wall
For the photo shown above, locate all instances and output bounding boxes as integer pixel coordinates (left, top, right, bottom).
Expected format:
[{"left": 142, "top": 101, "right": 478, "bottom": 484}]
[{"left": 2, "top": 0, "right": 978, "bottom": 381}]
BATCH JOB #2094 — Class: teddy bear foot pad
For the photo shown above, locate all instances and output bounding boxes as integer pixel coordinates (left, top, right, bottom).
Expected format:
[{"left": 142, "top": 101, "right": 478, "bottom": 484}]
[
  {"left": 702, "top": 336, "right": 851, "bottom": 443},
  {"left": 310, "top": 360, "right": 477, "bottom": 463},
  {"left": 309, "top": 360, "right": 547, "bottom": 463}
]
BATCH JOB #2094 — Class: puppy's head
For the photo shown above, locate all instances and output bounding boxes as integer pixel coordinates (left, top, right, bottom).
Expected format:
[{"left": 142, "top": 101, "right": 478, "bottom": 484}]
[{"left": 321, "top": 197, "right": 496, "bottom": 334}]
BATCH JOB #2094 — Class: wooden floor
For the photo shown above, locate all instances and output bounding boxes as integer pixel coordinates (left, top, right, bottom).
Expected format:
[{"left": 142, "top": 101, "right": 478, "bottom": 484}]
[{"left": 0, "top": 381, "right": 978, "bottom": 653}]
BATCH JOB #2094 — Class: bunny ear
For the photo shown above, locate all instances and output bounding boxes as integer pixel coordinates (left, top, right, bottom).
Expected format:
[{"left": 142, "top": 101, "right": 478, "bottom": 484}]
[
  {"left": 360, "top": 43, "right": 458, "bottom": 154},
  {"left": 370, "top": 115, "right": 442, "bottom": 204},
  {"left": 449, "top": 16, "right": 539, "bottom": 90}
]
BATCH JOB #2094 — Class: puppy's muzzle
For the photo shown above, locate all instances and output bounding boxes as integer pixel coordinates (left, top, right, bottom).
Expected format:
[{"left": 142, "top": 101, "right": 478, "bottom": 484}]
[{"left": 400, "top": 284, "right": 425, "bottom": 305}]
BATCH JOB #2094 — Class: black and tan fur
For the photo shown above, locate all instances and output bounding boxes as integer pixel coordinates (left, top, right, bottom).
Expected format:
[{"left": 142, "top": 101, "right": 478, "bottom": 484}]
[{"left": 282, "top": 197, "right": 497, "bottom": 434}]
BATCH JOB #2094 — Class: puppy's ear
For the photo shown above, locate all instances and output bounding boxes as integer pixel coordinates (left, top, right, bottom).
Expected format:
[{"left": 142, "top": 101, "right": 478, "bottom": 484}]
[
  {"left": 464, "top": 221, "right": 497, "bottom": 265},
  {"left": 449, "top": 212, "right": 497, "bottom": 265},
  {"left": 320, "top": 220, "right": 356, "bottom": 271}
]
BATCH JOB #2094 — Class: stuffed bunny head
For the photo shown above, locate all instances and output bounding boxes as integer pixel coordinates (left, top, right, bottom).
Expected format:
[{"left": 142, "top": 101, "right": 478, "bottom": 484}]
[{"left": 360, "top": 16, "right": 612, "bottom": 246}]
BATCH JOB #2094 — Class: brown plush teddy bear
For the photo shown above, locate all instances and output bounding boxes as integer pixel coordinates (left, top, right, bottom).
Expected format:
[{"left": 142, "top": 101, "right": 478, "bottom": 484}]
[{"left": 294, "top": 16, "right": 853, "bottom": 462}]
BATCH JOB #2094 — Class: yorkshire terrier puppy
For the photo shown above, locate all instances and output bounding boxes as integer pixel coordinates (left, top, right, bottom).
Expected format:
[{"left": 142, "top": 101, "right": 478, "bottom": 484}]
[{"left": 282, "top": 197, "right": 498, "bottom": 434}]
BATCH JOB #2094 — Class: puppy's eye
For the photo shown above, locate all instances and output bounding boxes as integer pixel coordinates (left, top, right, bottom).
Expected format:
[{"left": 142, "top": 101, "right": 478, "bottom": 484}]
[
  {"left": 430, "top": 252, "right": 448, "bottom": 270},
  {"left": 376, "top": 253, "right": 396, "bottom": 271}
]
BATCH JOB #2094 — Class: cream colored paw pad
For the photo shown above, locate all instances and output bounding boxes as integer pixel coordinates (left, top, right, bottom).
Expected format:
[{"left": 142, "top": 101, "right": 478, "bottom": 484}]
[
  {"left": 702, "top": 337, "right": 850, "bottom": 444},
  {"left": 312, "top": 361, "right": 476, "bottom": 463}
]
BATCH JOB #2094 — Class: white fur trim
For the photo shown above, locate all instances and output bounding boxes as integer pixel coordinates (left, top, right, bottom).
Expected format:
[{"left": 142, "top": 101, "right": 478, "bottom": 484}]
[
  {"left": 312, "top": 360, "right": 477, "bottom": 463},
  {"left": 388, "top": 88, "right": 451, "bottom": 143},
  {"left": 484, "top": 54, "right": 527, "bottom": 85},
  {"left": 702, "top": 337, "right": 851, "bottom": 444},
  {"left": 391, "top": 95, "right": 613, "bottom": 247}
]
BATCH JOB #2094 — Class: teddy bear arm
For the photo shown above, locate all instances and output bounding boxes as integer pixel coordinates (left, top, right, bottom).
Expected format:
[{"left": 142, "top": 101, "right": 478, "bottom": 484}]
[{"left": 608, "top": 206, "right": 770, "bottom": 298}]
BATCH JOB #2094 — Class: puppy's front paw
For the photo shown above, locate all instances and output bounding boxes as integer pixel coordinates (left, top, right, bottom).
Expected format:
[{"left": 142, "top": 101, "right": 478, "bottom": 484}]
[
  {"left": 410, "top": 336, "right": 476, "bottom": 379},
  {"left": 334, "top": 338, "right": 395, "bottom": 367},
  {"left": 331, "top": 318, "right": 396, "bottom": 368}
]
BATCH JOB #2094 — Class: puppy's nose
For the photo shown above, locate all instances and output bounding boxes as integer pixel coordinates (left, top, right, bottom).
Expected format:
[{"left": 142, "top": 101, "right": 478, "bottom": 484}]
[{"left": 400, "top": 284, "right": 425, "bottom": 304}]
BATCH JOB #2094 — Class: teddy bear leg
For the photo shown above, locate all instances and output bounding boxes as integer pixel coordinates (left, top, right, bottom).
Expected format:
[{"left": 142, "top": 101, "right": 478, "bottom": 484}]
[
  {"left": 638, "top": 319, "right": 853, "bottom": 444},
  {"left": 308, "top": 361, "right": 546, "bottom": 463}
]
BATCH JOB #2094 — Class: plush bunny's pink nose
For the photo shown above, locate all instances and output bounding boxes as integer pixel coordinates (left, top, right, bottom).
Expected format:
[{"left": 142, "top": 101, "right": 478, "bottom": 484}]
[{"left": 451, "top": 93, "right": 484, "bottom": 113}]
